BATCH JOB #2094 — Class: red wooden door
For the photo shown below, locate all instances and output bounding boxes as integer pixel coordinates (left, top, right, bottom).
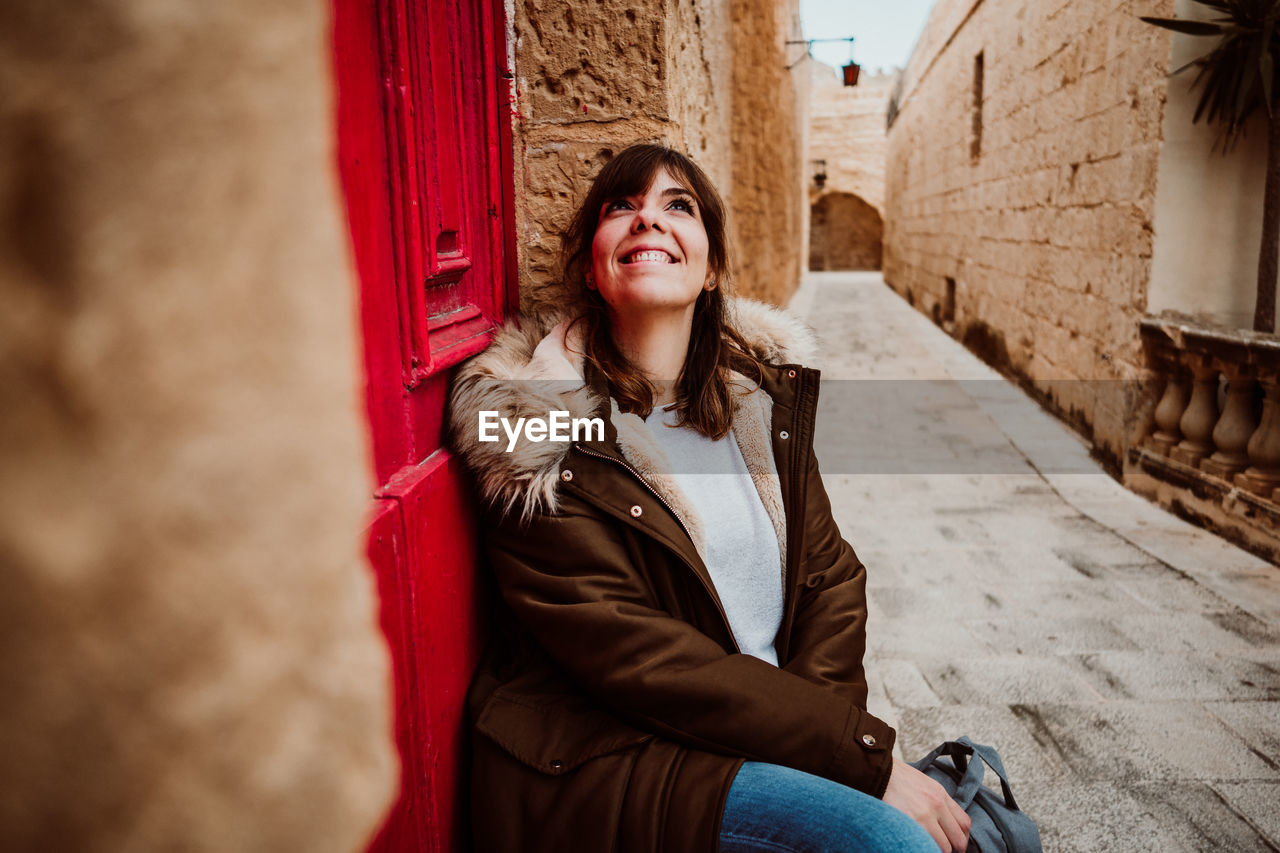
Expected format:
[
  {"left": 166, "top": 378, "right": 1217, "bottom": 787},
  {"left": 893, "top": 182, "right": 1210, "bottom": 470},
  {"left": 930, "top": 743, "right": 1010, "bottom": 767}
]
[{"left": 332, "top": 0, "right": 515, "bottom": 849}]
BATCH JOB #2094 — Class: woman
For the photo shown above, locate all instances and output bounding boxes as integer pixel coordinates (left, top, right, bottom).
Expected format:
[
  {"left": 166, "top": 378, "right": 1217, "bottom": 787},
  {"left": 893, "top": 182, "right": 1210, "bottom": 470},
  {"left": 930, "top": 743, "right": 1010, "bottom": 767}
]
[{"left": 450, "top": 144, "right": 969, "bottom": 853}]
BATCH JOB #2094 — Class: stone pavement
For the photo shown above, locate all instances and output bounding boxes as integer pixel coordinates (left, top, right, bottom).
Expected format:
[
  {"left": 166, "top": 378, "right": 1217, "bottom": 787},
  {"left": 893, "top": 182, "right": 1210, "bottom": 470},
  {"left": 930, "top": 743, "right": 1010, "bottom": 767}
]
[{"left": 789, "top": 272, "right": 1280, "bottom": 853}]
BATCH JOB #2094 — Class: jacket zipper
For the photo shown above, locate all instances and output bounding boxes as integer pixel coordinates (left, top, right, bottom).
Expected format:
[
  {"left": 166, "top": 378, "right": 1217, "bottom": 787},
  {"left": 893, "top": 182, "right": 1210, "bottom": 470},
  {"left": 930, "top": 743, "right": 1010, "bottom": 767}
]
[{"left": 571, "top": 442, "right": 743, "bottom": 654}]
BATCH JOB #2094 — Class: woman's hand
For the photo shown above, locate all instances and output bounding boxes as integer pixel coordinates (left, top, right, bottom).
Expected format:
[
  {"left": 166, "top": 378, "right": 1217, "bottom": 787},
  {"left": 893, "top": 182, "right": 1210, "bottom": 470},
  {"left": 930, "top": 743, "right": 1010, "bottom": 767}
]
[{"left": 882, "top": 758, "right": 971, "bottom": 852}]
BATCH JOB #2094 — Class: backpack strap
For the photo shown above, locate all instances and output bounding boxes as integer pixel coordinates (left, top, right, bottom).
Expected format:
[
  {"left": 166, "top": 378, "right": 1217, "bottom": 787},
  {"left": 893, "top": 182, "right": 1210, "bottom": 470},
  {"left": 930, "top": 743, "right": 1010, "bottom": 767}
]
[{"left": 955, "top": 736, "right": 1020, "bottom": 811}]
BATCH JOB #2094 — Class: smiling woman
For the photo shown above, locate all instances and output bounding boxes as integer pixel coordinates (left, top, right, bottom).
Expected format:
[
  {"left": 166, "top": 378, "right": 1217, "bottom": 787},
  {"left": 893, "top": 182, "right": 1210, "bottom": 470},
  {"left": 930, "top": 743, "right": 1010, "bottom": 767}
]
[
  {"left": 589, "top": 174, "right": 712, "bottom": 323},
  {"left": 447, "top": 144, "right": 963, "bottom": 853},
  {"left": 556, "top": 145, "right": 745, "bottom": 436}
]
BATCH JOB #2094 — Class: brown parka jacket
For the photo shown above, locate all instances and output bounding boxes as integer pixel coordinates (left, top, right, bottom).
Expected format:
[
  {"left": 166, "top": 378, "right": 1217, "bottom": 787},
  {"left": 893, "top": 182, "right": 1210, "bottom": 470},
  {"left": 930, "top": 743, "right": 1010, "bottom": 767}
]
[{"left": 448, "top": 298, "right": 895, "bottom": 853}]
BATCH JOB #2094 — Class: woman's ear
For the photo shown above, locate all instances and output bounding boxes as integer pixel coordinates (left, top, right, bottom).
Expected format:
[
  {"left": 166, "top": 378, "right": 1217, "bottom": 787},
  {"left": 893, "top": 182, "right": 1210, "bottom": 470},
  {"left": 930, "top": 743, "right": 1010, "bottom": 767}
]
[{"left": 704, "top": 277, "right": 717, "bottom": 291}]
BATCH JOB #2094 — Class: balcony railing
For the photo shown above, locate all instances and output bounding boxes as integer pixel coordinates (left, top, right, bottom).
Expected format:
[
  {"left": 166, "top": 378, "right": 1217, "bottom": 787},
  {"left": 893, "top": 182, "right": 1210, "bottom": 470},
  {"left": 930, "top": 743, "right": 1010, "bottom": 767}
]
[{"left": 1133, "top": 315, "right": 1280, "bottom": 534}]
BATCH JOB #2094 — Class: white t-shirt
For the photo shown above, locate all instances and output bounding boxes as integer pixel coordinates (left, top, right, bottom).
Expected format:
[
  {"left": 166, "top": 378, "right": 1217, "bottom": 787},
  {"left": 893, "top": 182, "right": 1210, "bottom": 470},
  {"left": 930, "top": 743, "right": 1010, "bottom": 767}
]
[{"left": 643, "top": 405, "right": 784, "bottom": 666}]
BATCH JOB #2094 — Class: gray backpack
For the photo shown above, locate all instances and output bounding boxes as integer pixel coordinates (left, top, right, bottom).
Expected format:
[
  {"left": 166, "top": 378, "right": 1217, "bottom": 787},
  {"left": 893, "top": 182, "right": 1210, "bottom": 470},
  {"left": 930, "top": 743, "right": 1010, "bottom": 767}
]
[{"left": 911, "top": 737, "right": 1043, "bottom": 853}]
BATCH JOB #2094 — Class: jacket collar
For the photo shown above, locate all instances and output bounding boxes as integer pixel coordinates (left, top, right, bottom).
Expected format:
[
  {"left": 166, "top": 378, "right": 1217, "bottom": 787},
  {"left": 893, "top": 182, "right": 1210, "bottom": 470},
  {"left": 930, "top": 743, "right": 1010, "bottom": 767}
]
[{"left": 448, "top": 298, "right": 817, "bottom": 562}]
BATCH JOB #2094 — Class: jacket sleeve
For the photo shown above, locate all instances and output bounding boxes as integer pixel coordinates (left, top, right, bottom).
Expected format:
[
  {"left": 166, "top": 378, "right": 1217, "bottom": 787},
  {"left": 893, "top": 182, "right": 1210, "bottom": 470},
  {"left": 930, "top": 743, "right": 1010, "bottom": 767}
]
[
  {"left": 482, "top": 497, "right": 896, "bottom": 797},
  {"left": 780, "top": 448, "right": 876, "bottom": 710}
]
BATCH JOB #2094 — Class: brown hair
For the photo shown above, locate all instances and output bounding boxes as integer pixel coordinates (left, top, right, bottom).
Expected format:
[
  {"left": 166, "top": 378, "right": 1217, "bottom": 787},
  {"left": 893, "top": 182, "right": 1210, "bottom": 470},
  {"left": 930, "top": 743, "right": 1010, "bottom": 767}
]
[{"left": 561, "top": 143, "right": 762, "bottom": 439}]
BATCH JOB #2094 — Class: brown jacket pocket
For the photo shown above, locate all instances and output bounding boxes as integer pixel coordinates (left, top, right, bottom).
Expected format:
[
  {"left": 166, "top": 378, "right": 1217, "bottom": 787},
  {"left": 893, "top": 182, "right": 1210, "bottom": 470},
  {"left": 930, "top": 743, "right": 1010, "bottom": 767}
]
[{"left": 475, "top": 686, "right": 655, "bottom": 776}]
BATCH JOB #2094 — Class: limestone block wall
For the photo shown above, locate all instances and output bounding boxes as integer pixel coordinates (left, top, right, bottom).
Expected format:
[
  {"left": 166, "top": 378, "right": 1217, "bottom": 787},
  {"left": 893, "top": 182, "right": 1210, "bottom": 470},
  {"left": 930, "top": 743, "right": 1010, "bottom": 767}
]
[
  {"left": 514, "top": 0, "right": 805, "bottom": 314},
  {"left": 809, "top": 191, "right": 884, "bottom": 270},
  {"left": 807, "top": 62, "right": 894, "bottom": 271},
  {"left": 0, "top": 2, "right": 396, "bottom": 850},
  {"left": 883, "top": 0, "right": 1175, "bottom": 465},
  {"left": 808, "top": 62, "right": 896, "bottom": 211},
  {"left": 728, "top": 0, "right": 808, "bottom": 301}
]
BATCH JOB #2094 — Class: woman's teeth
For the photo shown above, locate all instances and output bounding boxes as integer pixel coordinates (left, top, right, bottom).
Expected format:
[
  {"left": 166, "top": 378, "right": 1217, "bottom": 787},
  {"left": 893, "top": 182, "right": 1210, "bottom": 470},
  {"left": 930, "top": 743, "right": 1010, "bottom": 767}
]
[{"left": 626, "top": 250, "right": 674, "bottom": 264}]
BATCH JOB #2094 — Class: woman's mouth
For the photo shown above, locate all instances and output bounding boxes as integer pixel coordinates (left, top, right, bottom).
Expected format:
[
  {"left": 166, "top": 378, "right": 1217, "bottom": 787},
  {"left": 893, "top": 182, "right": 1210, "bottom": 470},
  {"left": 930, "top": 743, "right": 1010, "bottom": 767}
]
[{"left": 622, "top": 250, "right": 677, "bottom": 264}]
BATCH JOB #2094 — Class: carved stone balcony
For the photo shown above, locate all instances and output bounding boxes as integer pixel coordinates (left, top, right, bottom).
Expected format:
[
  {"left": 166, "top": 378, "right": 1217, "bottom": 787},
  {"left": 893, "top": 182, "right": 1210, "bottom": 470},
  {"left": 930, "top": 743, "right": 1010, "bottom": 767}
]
[{"left": 1130, "top": 314, "right": 1280, "bottom": 558}]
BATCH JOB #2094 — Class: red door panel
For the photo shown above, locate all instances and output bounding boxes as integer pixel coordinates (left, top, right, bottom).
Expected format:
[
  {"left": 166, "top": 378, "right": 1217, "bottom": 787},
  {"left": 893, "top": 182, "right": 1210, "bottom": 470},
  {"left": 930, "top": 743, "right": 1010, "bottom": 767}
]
[
  {"left": 340, "top": 0, "right": 515, "bottom": 485},
  {"left": 365, "top": 499, "right": 434, "bottom": 853},
  {"left": 378, "top": 453, "right": 486, "bottom": 853},
  {"left": 333, "top": 0, "right": 514, "bottom": 849}
]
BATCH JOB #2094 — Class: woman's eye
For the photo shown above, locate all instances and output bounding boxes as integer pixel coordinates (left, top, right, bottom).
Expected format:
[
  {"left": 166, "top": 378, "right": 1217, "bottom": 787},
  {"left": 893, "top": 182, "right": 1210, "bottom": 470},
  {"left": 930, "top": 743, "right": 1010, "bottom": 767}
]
[
  {"left": 669, "top": 199, "right": 693, "bottom": 213},
  {"left": 605, "top": 199, "right": 632, "bottom": 213}
]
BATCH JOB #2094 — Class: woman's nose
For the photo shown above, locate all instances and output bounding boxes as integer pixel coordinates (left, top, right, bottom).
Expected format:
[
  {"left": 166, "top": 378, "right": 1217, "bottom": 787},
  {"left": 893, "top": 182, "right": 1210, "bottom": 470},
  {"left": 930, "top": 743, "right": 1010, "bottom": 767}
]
[{"left": 631, "top": 207, "right": 664, "bottom": 232}]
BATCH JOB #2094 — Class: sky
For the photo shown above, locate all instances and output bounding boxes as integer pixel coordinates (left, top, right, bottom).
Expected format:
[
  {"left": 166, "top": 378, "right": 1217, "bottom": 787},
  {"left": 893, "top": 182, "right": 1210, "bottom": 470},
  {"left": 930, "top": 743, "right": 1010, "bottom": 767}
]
[{"left": 798, "top": 0, "right": 936, "bottom": 76}]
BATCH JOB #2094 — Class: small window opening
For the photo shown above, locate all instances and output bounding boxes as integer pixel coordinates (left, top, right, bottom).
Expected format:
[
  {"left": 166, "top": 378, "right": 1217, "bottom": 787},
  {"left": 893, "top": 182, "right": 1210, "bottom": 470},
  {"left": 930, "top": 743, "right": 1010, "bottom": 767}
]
[{"left": 971, "top": 51, "right": 984, "bottom": 162}]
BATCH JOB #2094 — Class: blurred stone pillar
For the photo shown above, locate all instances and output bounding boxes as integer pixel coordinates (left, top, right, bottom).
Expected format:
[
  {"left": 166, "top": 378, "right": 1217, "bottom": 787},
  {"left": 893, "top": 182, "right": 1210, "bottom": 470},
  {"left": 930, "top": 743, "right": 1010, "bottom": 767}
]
[{"left": 0, "top": 2, "right": 396, "bottom": 850}]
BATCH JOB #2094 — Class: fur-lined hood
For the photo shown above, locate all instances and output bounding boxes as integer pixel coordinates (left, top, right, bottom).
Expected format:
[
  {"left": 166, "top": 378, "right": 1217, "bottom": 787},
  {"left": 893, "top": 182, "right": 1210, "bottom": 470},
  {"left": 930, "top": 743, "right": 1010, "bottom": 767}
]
[{"left": 448, "top": 297, "right": 816, "bottom": 559}]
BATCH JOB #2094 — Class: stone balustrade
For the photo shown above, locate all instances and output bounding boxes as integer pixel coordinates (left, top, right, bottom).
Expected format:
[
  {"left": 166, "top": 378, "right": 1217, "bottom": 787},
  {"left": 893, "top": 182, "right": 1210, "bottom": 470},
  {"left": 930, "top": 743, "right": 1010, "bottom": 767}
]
[{"left": 1137, "top": 316, "right": 1280, "bottom": 503}]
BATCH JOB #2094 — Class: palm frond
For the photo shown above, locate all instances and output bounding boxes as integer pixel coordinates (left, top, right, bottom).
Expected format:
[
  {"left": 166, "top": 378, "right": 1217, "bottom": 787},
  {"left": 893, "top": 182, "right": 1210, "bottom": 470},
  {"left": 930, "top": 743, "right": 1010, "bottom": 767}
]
[
  {"left": 1140, "top": 15, "right": 1226, "bottom": 35},
  {"left": 1143, "top": 0, "right": 1280, "bottom": 144},
  {"left": 1171, "top": 56, "right": 1206, "bottom": 75},
  {"left": 1237, "top": 36, "right": 1263, "bottom": 124},
  {"left": 1189, "top": 0, "right": 1235, "bottom": 11}
]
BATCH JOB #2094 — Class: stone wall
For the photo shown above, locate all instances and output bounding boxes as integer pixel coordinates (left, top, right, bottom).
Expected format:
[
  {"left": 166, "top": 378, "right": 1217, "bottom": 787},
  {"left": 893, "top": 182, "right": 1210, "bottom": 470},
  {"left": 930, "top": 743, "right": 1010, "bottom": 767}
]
[
  {"left": 514, "top": 0, "right": 805, "bottom": 314},
  {"left": 809, "top": 191, "right": 883, "bottom": 271},
  {"left": 883, "top": 0, "right": 1175, "bottom": 464},
  {"left": 0, "top": 2, "right": 396, "bottom": 850},
  {"left": 808, "top": 62, "right": 896, "bottom": 211},
  {"left": 807, "top": 62, "right": 895, "bottom": 270},
  {"left": 728, "top": 0, "right": 808, "bottom": 300}
]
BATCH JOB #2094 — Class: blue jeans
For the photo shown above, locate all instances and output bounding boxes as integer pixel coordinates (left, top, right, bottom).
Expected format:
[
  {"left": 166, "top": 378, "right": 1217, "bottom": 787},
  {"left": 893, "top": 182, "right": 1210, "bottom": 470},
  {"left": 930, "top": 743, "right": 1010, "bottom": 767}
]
[{"left": 718, "top": 762, "right": 939, "bottom": 853}]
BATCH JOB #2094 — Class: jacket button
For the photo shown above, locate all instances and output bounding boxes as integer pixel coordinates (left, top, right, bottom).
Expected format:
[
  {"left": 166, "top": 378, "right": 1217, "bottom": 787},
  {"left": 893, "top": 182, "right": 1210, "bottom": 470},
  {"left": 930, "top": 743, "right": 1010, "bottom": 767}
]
[
  {"left": 787, "top": 369, "right": 797, "bottom": 378},
  {"left": 630, "top": 505, "right": 643, "bottom": 517},
  {"left": 779, "top": 430, "right": 789, "bottom": 440},
  {"left": 549, "top": 759, "right": 564, "bottom": 770},
  {"left": 561, "top": 469, "right": 573, "bottom": 482},
  {"left": 862, "top": 734, "right": 877, "bottom": 747}
]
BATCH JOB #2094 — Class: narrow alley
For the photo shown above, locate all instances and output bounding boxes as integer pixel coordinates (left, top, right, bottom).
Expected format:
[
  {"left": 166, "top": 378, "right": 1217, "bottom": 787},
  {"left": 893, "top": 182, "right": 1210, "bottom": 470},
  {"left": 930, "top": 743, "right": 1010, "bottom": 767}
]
[
  {"left": 9, "top": 1, "right": 1280, "bottom": 849},
  {"left": 795, "top": 272, "right": 1280, "bottom": 852}
]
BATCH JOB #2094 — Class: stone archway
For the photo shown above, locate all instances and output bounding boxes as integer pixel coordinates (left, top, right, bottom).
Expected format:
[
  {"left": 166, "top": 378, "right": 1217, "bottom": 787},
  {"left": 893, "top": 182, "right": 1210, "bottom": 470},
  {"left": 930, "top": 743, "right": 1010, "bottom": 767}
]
[{"left": 809, "top": 192, "right": 884, "bottom": 271}]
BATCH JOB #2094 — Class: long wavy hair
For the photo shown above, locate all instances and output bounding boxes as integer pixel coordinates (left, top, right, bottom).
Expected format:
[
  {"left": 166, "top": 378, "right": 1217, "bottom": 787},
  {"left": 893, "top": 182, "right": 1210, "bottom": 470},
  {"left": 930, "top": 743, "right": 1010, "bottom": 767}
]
[{"left": 561, "top": 144, "right": 762, "bottom": 439}]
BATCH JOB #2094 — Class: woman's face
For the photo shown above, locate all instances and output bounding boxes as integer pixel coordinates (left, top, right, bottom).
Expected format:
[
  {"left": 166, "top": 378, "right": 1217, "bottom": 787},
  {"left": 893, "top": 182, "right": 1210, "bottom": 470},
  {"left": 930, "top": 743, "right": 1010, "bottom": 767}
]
[{"left": 589, "top": 167, "right": 712, "bottom": 318}]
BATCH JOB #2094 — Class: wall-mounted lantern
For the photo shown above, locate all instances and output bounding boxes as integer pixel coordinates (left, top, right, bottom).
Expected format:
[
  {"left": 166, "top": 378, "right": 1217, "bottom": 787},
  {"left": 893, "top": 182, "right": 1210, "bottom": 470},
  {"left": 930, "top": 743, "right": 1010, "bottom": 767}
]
[
  {"left": 811, "top": 159, "right": 828, "bottom": 190},
  {"left": 785, "top": 36, "right": 858, "bottom": 87}
]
